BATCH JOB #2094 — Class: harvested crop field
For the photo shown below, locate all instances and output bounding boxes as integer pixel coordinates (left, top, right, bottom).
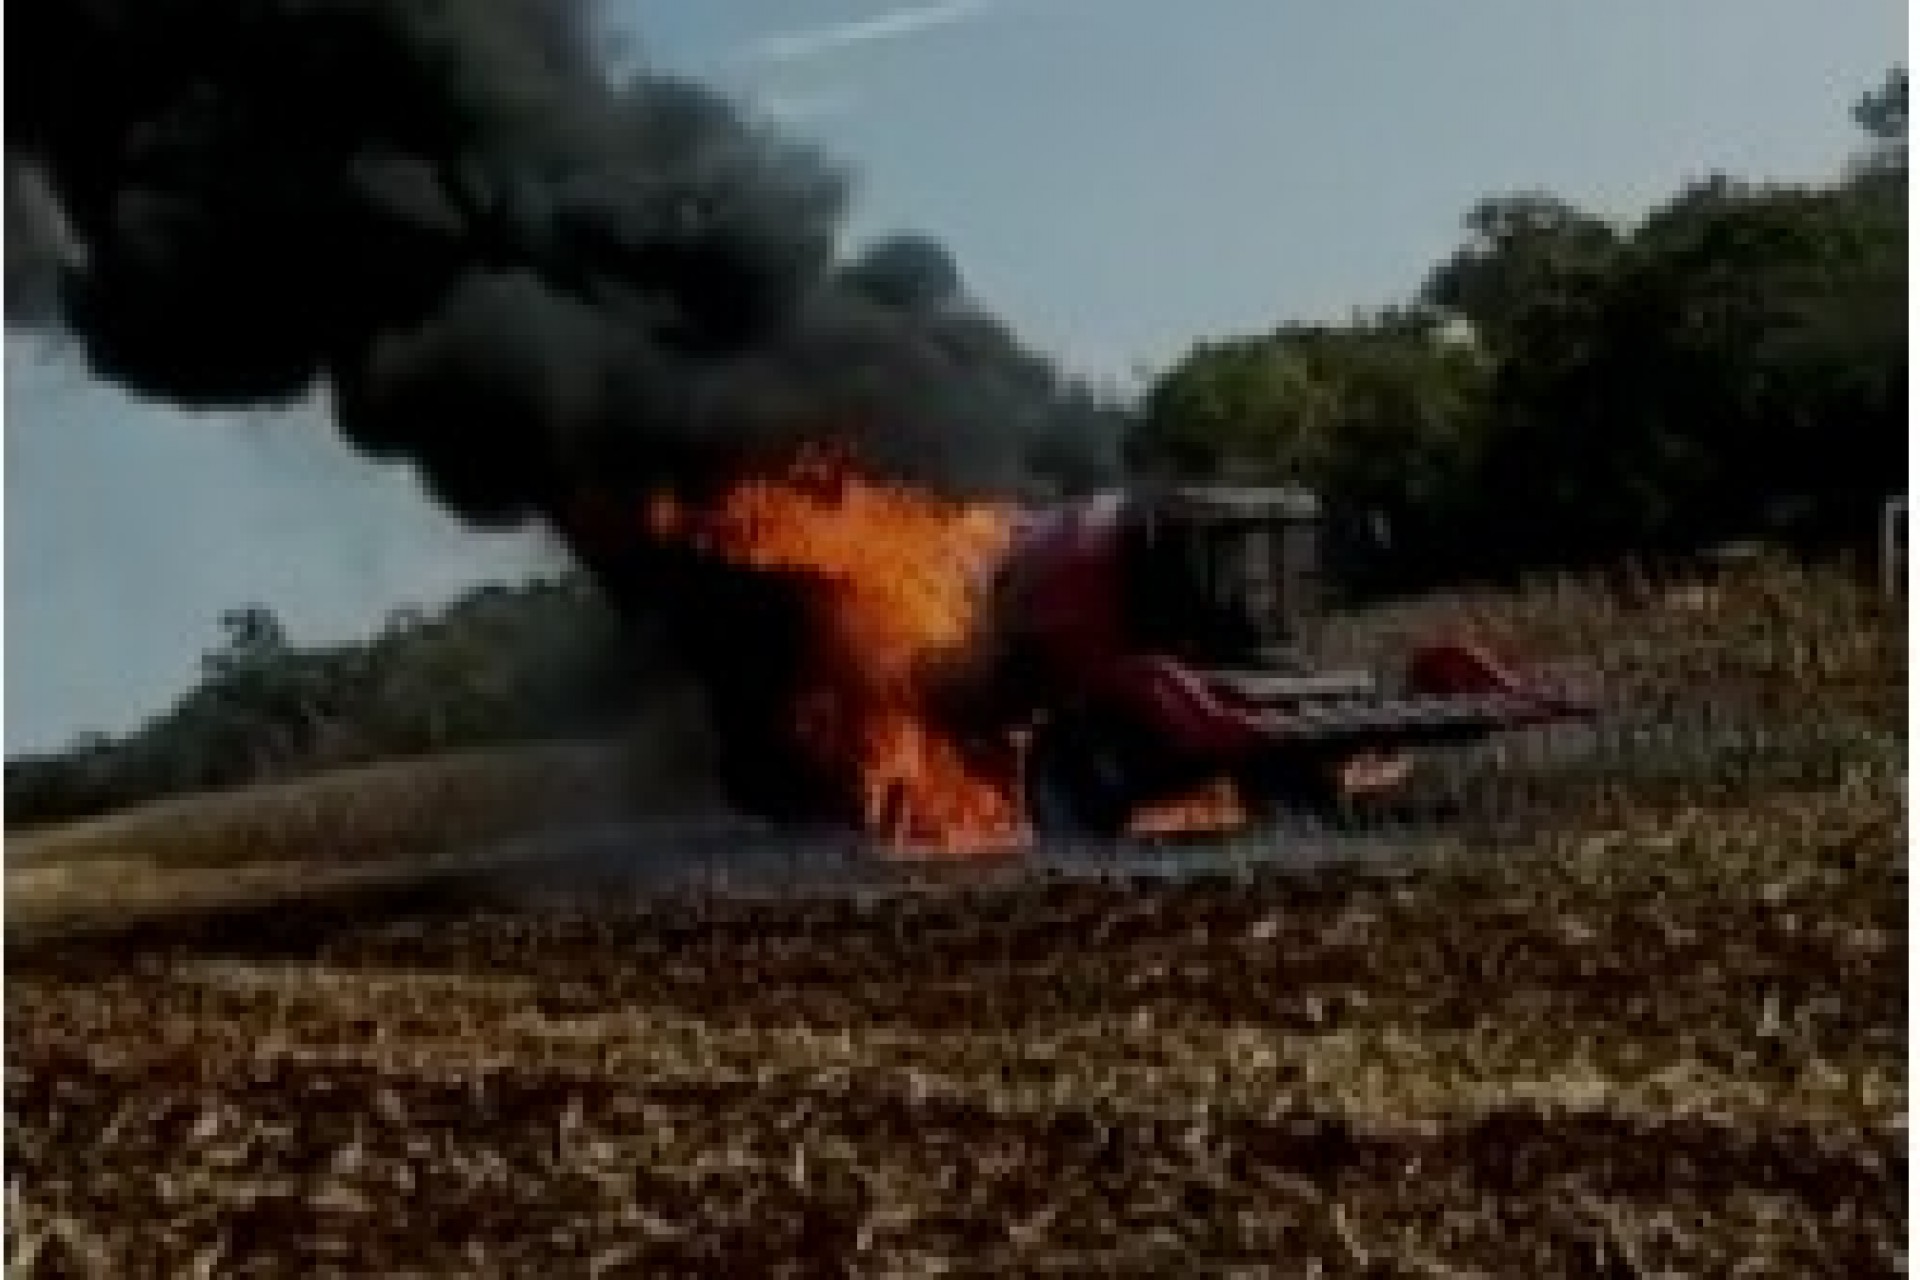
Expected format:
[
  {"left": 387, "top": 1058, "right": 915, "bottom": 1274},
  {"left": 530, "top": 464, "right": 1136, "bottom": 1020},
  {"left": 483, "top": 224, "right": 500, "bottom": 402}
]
[
  {"left": 10, "top": 770, "right": 1905, "bottom": 1276},
  {"left": 7, "top": 563, "right": 1907, "bottom": 1276}
]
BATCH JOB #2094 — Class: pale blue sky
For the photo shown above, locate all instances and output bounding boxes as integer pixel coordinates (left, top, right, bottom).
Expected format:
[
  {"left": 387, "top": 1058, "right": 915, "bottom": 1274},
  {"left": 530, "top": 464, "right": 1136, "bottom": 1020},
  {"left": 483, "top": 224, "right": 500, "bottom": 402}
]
[{"left": 5, "top": 0, "right": 1904, "bottom": 751}]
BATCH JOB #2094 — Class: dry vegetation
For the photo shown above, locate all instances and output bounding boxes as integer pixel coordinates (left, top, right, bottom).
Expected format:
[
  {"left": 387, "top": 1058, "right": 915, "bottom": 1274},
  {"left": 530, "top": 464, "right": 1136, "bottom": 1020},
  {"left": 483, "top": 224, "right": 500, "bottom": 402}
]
[
  {"left": 7, "top": 562, "right": 1906, "bottom": 1276},
  {"left": 6, "top": 729, "right": 722, "bottom": 936}
]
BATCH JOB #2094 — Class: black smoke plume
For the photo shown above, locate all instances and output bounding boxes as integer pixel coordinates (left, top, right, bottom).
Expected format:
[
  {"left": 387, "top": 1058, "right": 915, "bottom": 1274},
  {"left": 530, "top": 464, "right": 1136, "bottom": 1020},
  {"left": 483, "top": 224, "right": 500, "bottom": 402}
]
[
  {"left": 8, "top": 0, "right": 1127, "bottom": 819},
  {"left": 7, "top": 0, "right": 1124, "bottom": 516}
]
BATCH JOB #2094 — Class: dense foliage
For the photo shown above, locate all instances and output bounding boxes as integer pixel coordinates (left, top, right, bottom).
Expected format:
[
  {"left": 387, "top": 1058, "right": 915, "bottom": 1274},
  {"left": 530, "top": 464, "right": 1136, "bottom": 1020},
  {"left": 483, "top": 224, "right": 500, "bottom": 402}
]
[
  {"left": 5, "top": 578, "right": 668, "bottom": 828},
  {"left": 1136, "top": 70, "right": 1907, "bottom": 587}
]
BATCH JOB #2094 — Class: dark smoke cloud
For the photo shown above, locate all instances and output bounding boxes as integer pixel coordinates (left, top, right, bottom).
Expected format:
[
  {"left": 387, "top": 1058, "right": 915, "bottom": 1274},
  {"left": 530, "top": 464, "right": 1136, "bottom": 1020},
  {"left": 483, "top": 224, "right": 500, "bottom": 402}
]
[
  {"left": 8, "top": 0, "right": 1129, "bottom": 821},
  {"left": 7, "top": 0, "right": 1127, "bottom": 527},
  {"left": 5, "top": 165, "right": 80, "bottom": 329}
]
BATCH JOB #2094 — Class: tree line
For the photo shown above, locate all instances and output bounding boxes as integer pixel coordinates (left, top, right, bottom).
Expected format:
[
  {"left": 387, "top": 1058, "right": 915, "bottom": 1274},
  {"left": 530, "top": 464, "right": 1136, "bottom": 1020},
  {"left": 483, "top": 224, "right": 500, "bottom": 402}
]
[
  {"left": 5, "top": 578, "right": 666, "bottom": 828},
  {"left": 1133, "top": 69, "right": 1907, "bottom": 592}
]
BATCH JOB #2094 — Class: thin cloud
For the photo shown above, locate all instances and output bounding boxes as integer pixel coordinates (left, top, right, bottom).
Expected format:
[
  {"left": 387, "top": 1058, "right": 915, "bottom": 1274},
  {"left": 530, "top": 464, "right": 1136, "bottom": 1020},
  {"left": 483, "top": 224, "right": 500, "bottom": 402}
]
[
  {"left": 753, "top": 87, "right": 866, "bottom": 126},
  {"left": 740, "top": 0, "right": 1000, "bottom": 67}
]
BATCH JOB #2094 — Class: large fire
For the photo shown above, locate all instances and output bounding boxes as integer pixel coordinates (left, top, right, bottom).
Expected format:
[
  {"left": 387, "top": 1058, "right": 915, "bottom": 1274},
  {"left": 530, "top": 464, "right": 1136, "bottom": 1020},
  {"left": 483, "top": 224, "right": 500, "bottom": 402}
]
[
  {"left": 649, "top": 450, "right": 1028, "bottom": 853},
  {"left": 646, "top": 449, "right": 1262, "bottom": 853}
]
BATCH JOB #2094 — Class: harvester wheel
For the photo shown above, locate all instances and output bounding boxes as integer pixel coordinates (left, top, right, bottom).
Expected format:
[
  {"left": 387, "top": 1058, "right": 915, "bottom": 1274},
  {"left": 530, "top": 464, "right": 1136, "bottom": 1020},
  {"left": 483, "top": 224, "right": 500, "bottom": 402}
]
[
  {"left": 1236, "top": 756, "right": 1355, "bottom": 829},
  {"left": 1024, "top": 719, "right": 1136, "bottom": 839}
]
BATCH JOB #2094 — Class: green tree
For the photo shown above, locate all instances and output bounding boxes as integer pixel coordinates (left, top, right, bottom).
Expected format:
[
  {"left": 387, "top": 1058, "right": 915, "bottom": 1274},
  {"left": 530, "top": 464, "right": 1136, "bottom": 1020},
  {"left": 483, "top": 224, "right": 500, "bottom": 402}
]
[
  {"left": 1141, "top": 336, "right": 1343, "bottom": 481},
  {"left": 1853, "top": 65, "right": 1908, "bottom": 175},
  {"left": 1422, "top": 194, "right": 1622, "bottom": 359},
  {"left": 1139, "top": 316, "right": 1493, "bottom": 586}
]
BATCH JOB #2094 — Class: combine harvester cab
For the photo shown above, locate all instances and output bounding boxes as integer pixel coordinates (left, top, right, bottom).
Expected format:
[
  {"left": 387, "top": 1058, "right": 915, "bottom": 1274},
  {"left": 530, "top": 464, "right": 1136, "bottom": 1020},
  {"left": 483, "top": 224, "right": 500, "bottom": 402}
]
[{"left": 997, "top": 484, "right": 1600, "bottom": 838}]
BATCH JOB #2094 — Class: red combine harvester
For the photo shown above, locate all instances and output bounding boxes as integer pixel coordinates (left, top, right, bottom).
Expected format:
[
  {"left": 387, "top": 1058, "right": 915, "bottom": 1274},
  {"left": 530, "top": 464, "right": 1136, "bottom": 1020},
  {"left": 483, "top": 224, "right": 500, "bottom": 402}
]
[{"left": 969, "top": 486, "right": 1600, "bottom": 837}]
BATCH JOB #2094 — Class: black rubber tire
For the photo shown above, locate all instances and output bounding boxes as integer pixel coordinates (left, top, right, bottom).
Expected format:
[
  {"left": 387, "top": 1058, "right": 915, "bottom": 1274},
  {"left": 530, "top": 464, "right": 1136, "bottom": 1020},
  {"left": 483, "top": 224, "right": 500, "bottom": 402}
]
[
  {"left": 1235, "top": 756, "right": 1355, "bottom": 829},
  {"left": 1024, "top": 719, "right": 1136, "bottom": 839}
]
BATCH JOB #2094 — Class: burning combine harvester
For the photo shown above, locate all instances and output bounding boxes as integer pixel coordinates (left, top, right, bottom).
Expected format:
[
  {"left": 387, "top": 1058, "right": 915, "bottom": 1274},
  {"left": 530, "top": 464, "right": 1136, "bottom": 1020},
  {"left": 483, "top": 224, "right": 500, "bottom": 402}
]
[
  {"left": 580, "top": 452, "right": 1600, "bottom": 856},
  {"left": 11, "top": 0, "right": 1594, "bottom": 863}
]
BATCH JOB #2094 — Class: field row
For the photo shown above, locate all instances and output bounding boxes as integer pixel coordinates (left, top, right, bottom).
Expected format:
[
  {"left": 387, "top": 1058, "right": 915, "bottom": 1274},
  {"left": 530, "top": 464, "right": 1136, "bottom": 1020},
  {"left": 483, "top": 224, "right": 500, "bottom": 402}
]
[{"left": 11, "top": 771, "right": 1902, "bottom": 1277}]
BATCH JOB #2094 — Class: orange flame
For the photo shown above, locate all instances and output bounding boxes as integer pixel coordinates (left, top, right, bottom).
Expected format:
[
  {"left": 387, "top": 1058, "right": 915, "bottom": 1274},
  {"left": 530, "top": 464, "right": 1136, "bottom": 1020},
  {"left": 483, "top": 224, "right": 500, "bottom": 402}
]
[
  {"left": 1127, "top": 777, "right": 1248, "bottom": 837},
  {"left": 650, "top": 449, "right": 1025, "bottom": 854}
]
